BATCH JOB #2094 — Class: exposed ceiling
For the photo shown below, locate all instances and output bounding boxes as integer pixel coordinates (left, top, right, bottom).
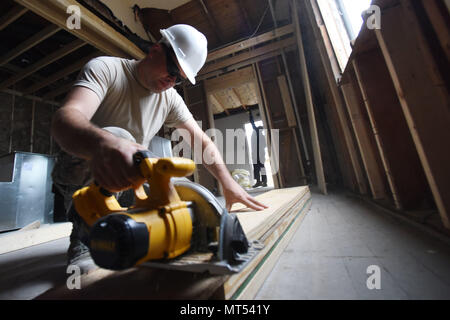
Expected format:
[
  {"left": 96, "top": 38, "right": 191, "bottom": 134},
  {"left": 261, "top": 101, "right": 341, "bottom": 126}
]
[{"left": 0, "top": 0, "right": 293, "bottom": 116}]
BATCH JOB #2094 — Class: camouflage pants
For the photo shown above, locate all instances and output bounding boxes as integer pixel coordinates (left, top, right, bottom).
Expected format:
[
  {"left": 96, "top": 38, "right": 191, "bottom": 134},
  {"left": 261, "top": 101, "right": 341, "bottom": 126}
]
[{"left": 51, "top": 127, "right": 138, "bottom": 221}]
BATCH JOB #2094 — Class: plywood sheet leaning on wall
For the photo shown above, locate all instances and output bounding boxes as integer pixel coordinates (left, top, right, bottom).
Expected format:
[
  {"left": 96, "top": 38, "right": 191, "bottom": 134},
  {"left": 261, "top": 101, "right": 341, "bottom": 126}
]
[{"left": 37, "top": 187, "right": 312, "bottom": 300}]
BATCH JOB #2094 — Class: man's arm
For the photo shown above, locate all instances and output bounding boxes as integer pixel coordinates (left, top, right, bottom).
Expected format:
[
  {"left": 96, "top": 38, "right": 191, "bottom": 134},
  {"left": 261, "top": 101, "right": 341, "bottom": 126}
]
[
  {"left": 51, "top": 86, "right": 146, "bottom": 191},
  {"left": 176, "top": 118, "right": 268, "bottom": 211}
]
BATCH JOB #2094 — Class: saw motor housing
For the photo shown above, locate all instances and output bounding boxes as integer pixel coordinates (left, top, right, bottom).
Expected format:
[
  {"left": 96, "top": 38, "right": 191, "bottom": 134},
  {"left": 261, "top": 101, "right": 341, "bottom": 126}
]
[{"left": 71, "top": 151, "right": 250, "bottom": 271}]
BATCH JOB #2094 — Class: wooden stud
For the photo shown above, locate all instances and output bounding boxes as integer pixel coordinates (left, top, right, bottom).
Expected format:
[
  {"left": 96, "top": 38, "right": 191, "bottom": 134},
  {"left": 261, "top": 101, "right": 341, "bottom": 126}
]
[
  {"left": 304, "top": 0, "right": 367, "bottom": 195},
  {"left": 375, "top": 2, "right": 450, "bottom": 226},
  {"left": 292, "top": 0, "right": 327, "bottom": 194},
  {"left": 353, "top": 48, "right": 429, "bottom": 210},
  {"left": 340, "top": 70, "right": 387, "bottom": 200}
]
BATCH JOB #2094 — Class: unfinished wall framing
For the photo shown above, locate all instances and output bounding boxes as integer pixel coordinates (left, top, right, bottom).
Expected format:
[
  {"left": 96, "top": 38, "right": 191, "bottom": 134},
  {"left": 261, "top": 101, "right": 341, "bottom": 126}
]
[{"left": 307, "top": 0, "right": 449, "bottom": 230}]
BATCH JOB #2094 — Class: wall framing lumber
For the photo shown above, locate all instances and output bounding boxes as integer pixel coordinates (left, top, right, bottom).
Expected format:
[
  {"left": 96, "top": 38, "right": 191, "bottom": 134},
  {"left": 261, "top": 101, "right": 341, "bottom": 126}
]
[
  {"left": 201, "top": 37, "right": 296, "bottom": 76},
  {"left": 375, "top": 2, "right": 450, "bottom": 227},
  {"left": 304, "top": 0, "right": 367, "bottom": 195},
  {"left": 340, "top": 70, "right": 387, "bottom": 200},
  {"left": 14, "top": 0, "right": 145, "bottom": 59},
  {"left": 352, "top": 48, "right": 429, "bottom": 210},
  {"left": 206, "top": 24, "right": 294, "bottom": 63},
  {"left": 293, "top": 0, "right": 326, "bottom": 194}
]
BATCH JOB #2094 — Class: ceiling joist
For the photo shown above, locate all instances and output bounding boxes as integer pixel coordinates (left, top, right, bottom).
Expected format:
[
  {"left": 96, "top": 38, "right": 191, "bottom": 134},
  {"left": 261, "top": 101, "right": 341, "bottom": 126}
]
[
  {"left": 25, "top": 51, "right": 101, "bottom": 94},
  {"left": 0, "top": 39, "right": 86, "bottom": 90},
  {"left": 0, "top": 5, "right": 28, "bottom": 31},
  {"left": 14, "top": 0, "right": 145, "bottom": 59},
  {"left": 0, "top": 24, "right": 61, "bottom": 67}
]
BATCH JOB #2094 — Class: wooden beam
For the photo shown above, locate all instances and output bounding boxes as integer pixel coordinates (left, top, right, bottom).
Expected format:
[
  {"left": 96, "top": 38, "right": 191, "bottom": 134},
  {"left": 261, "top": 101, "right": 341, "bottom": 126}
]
[
  {"left": 304, "top": 0, "right": 367, "bottom": 195},
  {"left": 197, "top": 0, "right": 224, "bottom": 43},
  {"left": 201, "top": 36, "right": 296, "bottom": 76},
  {"left": 24, "top": 51, "right": 101, "bottom": 94},
  {"left": 198, "top": 46, "right": 295, "bottom": 82},
  {"left": 340, "top": 70, "right": 387, "bottom": 200},
  {"left": 0, "top": 24, "right": 61, "bottom": 67},
  {"left": 375, "top": 2, "right": 450, "bottom": 227},
  {"left": 0, "top": 39, "right": 86, "bottom": 90},
  {"left": 0, "top": 223, "right": 71, "bottom": 255},
  {"left": 14, "top": 0, "right": 145, "bottom": 59},
  {"left": 231, "top": 88, "right": 247, "bottom": 110},
  {"left": 204, "top": 67, "right": 255, "bottom": 93},
  {"left": 292, "top": 0, "right": 327, "bottom": 194},
  {"left": 206, "top": 24, "right": 294, "bottom": 63},
  {"left": 211, "top": 93, "right": 229, "bottom": 115},
  {"left": 0, "top": 5, "right": 28, "bottom": 31}
]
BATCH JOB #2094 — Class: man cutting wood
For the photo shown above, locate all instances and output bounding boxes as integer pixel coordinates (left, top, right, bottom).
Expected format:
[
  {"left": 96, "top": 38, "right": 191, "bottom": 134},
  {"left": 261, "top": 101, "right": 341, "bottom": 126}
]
[{"left": 51, "top": 24, "right": 267, "bottom": 273}]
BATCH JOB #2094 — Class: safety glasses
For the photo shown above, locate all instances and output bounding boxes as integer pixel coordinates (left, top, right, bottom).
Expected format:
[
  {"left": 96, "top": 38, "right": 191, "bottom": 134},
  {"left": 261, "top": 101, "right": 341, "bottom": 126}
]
[{"left": 162, "top": 44, "right": 183, "bottom": 85}]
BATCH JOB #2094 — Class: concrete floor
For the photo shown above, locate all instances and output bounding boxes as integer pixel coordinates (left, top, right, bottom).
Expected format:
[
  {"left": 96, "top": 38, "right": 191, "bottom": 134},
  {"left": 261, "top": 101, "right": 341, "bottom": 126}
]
[
  {"left": 1, "top": 190, "right": 450, "bottom": 299},
  {"left": 256, "top": 191, "right": 450, "bottom": 300}
]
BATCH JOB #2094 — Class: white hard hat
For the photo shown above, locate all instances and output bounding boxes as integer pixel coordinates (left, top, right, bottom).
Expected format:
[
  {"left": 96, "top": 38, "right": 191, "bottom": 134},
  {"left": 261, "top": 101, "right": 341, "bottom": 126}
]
[{"left": 160, "top": 24, "right": 208, "bottom": 85}]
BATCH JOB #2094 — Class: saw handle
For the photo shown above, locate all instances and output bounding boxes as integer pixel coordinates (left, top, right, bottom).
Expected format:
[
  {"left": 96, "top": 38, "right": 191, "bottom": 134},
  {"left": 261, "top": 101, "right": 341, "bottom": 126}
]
[{"left": 94, "top": 150, "right": 152, "bottom": 196}]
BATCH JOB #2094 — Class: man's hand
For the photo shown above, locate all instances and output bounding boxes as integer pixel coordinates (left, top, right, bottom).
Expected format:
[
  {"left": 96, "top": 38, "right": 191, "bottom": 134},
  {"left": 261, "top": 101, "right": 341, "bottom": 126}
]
[
  {"left": 89, "top": 134, "right": 147, "bottom": 192},
  {"left": 222, "top": 178, "right": 268, "bottom": 212}
]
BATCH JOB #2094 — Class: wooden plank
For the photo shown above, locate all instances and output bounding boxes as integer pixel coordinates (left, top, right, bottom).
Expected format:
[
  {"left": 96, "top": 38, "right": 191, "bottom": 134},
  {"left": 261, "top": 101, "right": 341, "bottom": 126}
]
[
  {"left": 14, "top": 0, "right": 145, "bottom": 59},
  {"left": 206, "top": 24, "right": 294, "bottom": 62},
  {"left": 0, "top": 39, "right": 86, "bottom": 90},
  {"left": 277, "top": 75, "right": 296, "bottom": 128},
  {"left": 353, "top": 49, "right": 429, "bottom": 210},
  {"left": 0, "top": 223, "right": 72, "bottom": 255},
  {"left": 204, "top": 67, "right": 255, "bottom": 93},
  {"left": 0, "top": 24, "right": 61, "bottom": 67},
  {"left": 340, "top": 70, "right": 387, "bottom": 200},
  {"left": 0, "top": 5, "right": 28, "bottom": 31},
  {"left": 304, "top": 0, "right": 368, "bottom": 195},
  {"left": 292, "top": 0, "right": 327, "bottom": 195},
  {"left": 375, "top": 2, "right": 450, "bottom": 226},
  {"left": 253, "top": 64, "right": 282, "bottom": 189},
  {"left": 201, "top": 37, "right": 296, "bottom": 76},
  {"left": 230, "top": 195, "right": 311, "bottom": 299},
  {"left": 36, "top": 187, "right": 311, "bottom": 300}
]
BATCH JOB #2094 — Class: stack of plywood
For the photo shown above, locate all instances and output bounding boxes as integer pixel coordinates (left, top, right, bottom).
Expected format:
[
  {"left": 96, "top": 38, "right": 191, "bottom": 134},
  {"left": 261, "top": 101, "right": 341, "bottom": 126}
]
[{"left": 37, "top": 186, "right": 311, "bottom": 300}]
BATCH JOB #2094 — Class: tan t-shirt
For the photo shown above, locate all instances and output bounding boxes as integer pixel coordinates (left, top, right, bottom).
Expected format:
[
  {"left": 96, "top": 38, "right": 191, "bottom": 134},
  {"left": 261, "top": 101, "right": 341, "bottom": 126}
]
[{"left": 74, "top": 56, "right": 193, "bottom": 147}]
